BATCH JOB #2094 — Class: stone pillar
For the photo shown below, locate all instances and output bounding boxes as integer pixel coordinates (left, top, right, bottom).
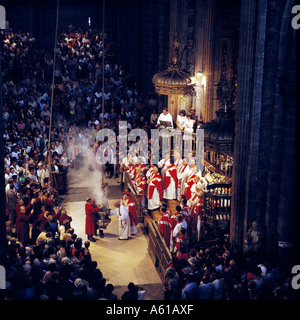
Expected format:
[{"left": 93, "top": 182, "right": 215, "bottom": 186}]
[
  {"left": 231, "top": 0, "right": 296, "bottom": 260},
  {"left": 0, "top": 45, "right": 6, "bottom": 265},
  {"left": 194, "top": 85, "right": 203, "bottom": 121},
  {"left": 276, "top": 0, "right": 296, "bottom": 269},
  {"left": 243, "top": 0, "right": 268, "bottom": 236},
  {"left": 230, "top": 0, "right": 257, "bottom": 252},
  {"left": 202, "top": 0, "right": 215, "bottom": 123},
  {"left": 169, "top": 0, "right": 177, "bottom": 62},
  {"left": 194, "top": 0, "right": 205, "bottom": 120},
  {"left": 167, "top": 94, "right": 179, "bottom": 121},
  {"left": 265, "top": 0, "right": 292, "bottom": 256},
  {"left": 157, "top": 0, "right": 170, "bottom": 72},
  {"left": 277, "top": 104, "right": 295, "bottom": 269}
]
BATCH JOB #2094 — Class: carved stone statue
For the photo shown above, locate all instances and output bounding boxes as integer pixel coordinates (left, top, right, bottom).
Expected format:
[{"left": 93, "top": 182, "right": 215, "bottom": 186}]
[
  {"left": 172, "top": 32, "right": 181, "bottom": 65},
  {"left": 244, "top": 220, "right": 264, "bottom": 253}
]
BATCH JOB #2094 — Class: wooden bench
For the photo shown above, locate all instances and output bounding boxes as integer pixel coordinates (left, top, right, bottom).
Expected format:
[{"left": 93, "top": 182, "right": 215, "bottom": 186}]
[{"left": 148, "top": 219, "right": 172, "bottom": 282}]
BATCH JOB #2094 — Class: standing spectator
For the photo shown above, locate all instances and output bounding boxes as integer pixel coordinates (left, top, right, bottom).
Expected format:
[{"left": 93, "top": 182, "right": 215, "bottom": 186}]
[
  {"left": 16, "top": 206, "right": 34, "bottom": 246},
  {"left": 197, "top": 274, "right": 212, "bottom": 300},
  {"left": 176, "top": 110, "right": 186, "bottom": 131},
  {"left": 103, "top": 144, "right": 114, "bottom": 178},
  {"left": 183, "top": 113, "right": 195, "bottom": 151},
  {"left": 190, "top": 107, "right": 198, "bottom": 131},
  {"left": 211, "top": 271, "right": 225, "bottom": 300},
  {"left": 163, "top": 266, "right": 180, "bottom": 300},
  {"left": 40, "top": 164, "right": 49, "bottom": 188},
  {"left": 181, "top": 274, "right": 197, "bottom": 300},
  {"left": 67, "top": 136, "right": 77, "bottom": 169},
  {"left": 58, "top": 152, "right": 70, "bottom": 174},
  {"left": 5, "top": 167, "right": 12, "bottom": 185},
  {"left": 150, "top": 109, "right": 158, "bottom": 129},
  {"left": 6, "top": 178, "right": 18, "bottom": 224},
  {"left": 148, "top": 94, "right": 157, "bottom": 111}
]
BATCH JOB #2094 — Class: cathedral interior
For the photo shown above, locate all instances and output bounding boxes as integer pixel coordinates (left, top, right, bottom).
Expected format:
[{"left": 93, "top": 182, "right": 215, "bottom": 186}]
[{"left": 0, "top": 0, "right": 298, "bottom": 301}]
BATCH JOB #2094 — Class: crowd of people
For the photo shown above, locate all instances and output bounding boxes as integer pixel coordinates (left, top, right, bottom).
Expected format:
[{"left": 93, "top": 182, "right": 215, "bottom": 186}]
[
  {"left": 162, "top": 243, "right": 296, "bottom": 300},
  {"left": 1, "top": 27, "right": 296, "bottom": 301},
  {"left": 0, "top": 26, "right": 157, "bottom": 301},
  {"left": 120, "top": 150, "right": 296, "bottom": 300}
]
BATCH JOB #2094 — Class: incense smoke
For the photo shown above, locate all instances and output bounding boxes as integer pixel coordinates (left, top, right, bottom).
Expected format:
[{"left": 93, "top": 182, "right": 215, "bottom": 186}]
[{"left": 66, "top": 133, "right": 108, "bottom": 208}]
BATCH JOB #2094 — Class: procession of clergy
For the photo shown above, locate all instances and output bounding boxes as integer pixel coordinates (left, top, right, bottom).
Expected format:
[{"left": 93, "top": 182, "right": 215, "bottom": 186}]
[
  {"left": 85, "top": 149, "right": 207, "bottom": 255},
  {"left": 125, "top": 151, "right": 207, "bottom": 252},
  {"left": 85, "top": 152, "right": 207, "bottom": 253}
]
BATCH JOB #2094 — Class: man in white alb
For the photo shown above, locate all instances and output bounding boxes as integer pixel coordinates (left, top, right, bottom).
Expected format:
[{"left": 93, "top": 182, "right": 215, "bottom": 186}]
[
  {"left": 157, "top": 153, "right": 170, "bottom": 182},
  {"left": 111, "top": 201, "right": 131, "bottom": 240},
  {"left": 156, "top": 107, "right": 173, "bottom": 129}
]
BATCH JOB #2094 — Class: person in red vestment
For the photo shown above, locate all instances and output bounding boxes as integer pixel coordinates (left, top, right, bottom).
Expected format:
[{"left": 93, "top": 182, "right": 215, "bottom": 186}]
[
  {"left": 189, "top": 187, "right": 205, "bottom": 241},
  {"left": 180, "top": 198, "right": 191, "bottom": 225},
  {"left": 183, "top": 170, "right": 197, "bottom": 200},
  {"left": 174, "top": 228, "right": 189, "bottom": 257},
  {"left": 168, "top": 206, "right": 182, "bottom": 252},
  {"left": 134, "top": 168, "right": 147, "bottom": 196},
  {"left": 146, "top": 166, "right": 163, "bottom": 211},
  {"left": 157, "top": 206, "right": 171, "bottom": 248},
  {"left": 85, "top": 197, "right": 101, "bottom": 242}
]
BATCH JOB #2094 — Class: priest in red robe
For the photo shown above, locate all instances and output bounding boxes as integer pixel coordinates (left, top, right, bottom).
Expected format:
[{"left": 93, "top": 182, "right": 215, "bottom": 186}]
[
  {"left": 183, "top": 170, "right": 197, "bottom": 200},
  {"left": 85, "top": 197, "right": 101, "bottom": 242},
  {"left": 146, "top": 165, "right": 163, "bottom": 211},
  {"left": 134, "top": 167, "right": 147, "bottom": 196},
  {"left": 157, "top": 206, "right": 171, "bottom": 248}
]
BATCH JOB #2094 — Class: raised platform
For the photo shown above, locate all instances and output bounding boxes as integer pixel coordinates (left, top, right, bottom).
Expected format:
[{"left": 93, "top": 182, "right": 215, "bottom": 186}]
[{"left": 62, "top": 169, "right": 164, "bottom": 300}]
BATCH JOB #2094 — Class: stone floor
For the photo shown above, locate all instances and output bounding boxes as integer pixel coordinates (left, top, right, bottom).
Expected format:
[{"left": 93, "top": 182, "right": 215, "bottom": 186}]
[{"left": 60, "top": 166, "right": 164, "bottom": 300}]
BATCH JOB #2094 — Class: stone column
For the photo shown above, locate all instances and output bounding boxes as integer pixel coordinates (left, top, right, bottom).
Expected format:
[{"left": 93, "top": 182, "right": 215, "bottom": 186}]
[
  {"left": 157, "top": 0, "right": 170, "bottom": 72},
  {"left": 169, "top": 0, "right": 177, "bottom": 62},
  {"left": 265, "top": 0, "right": 291, "bottom": 255},
  {"left": 194, "top": 0, "right": 205, "bottom": 120},
  {"left": 277, "top": 103, "right": 296, "bottom": 269},
  {"left": 193, "top": 85, "right": 203, "bottom": 121},
  {"left": 202, "top": 0, "right": 215, "bottom": 123},
  {"left": 243, "top": 0, "right": 268, "bottom": 236},
  {"left": 168, "top": 94, "right": 179, "bottom": 121},
  {"left": 231, "top": 0, "right": 296, "bottom": 260},
  {"left": 230, "top": 0, "right": 257, "bottom": 252},
  {"left": 0, "top": 45, "right": 6, "bottom": 265},
  {"left": 276, "top": 0, "right": 296, "bottom": 269}
]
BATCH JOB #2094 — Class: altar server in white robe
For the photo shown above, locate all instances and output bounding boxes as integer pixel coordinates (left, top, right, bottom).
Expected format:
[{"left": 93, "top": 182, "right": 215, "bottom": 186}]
[
  {"left": 156, "top": 107, "right": 174, "bottom": 129},
  {"left": 111, "top": 201, "right": 131, "bottom": 240},
  {"left": 177, "top": 158, "right": 190, "bottom": 200},
  {"left": 162, "top": 158, "right": 178, "bottom": 200},
  {"left": 157, "top": 153, "right": 170, "bottom": 182},
  {"left": 118, "top": 203, "right": 131, "bottom": 240}
]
